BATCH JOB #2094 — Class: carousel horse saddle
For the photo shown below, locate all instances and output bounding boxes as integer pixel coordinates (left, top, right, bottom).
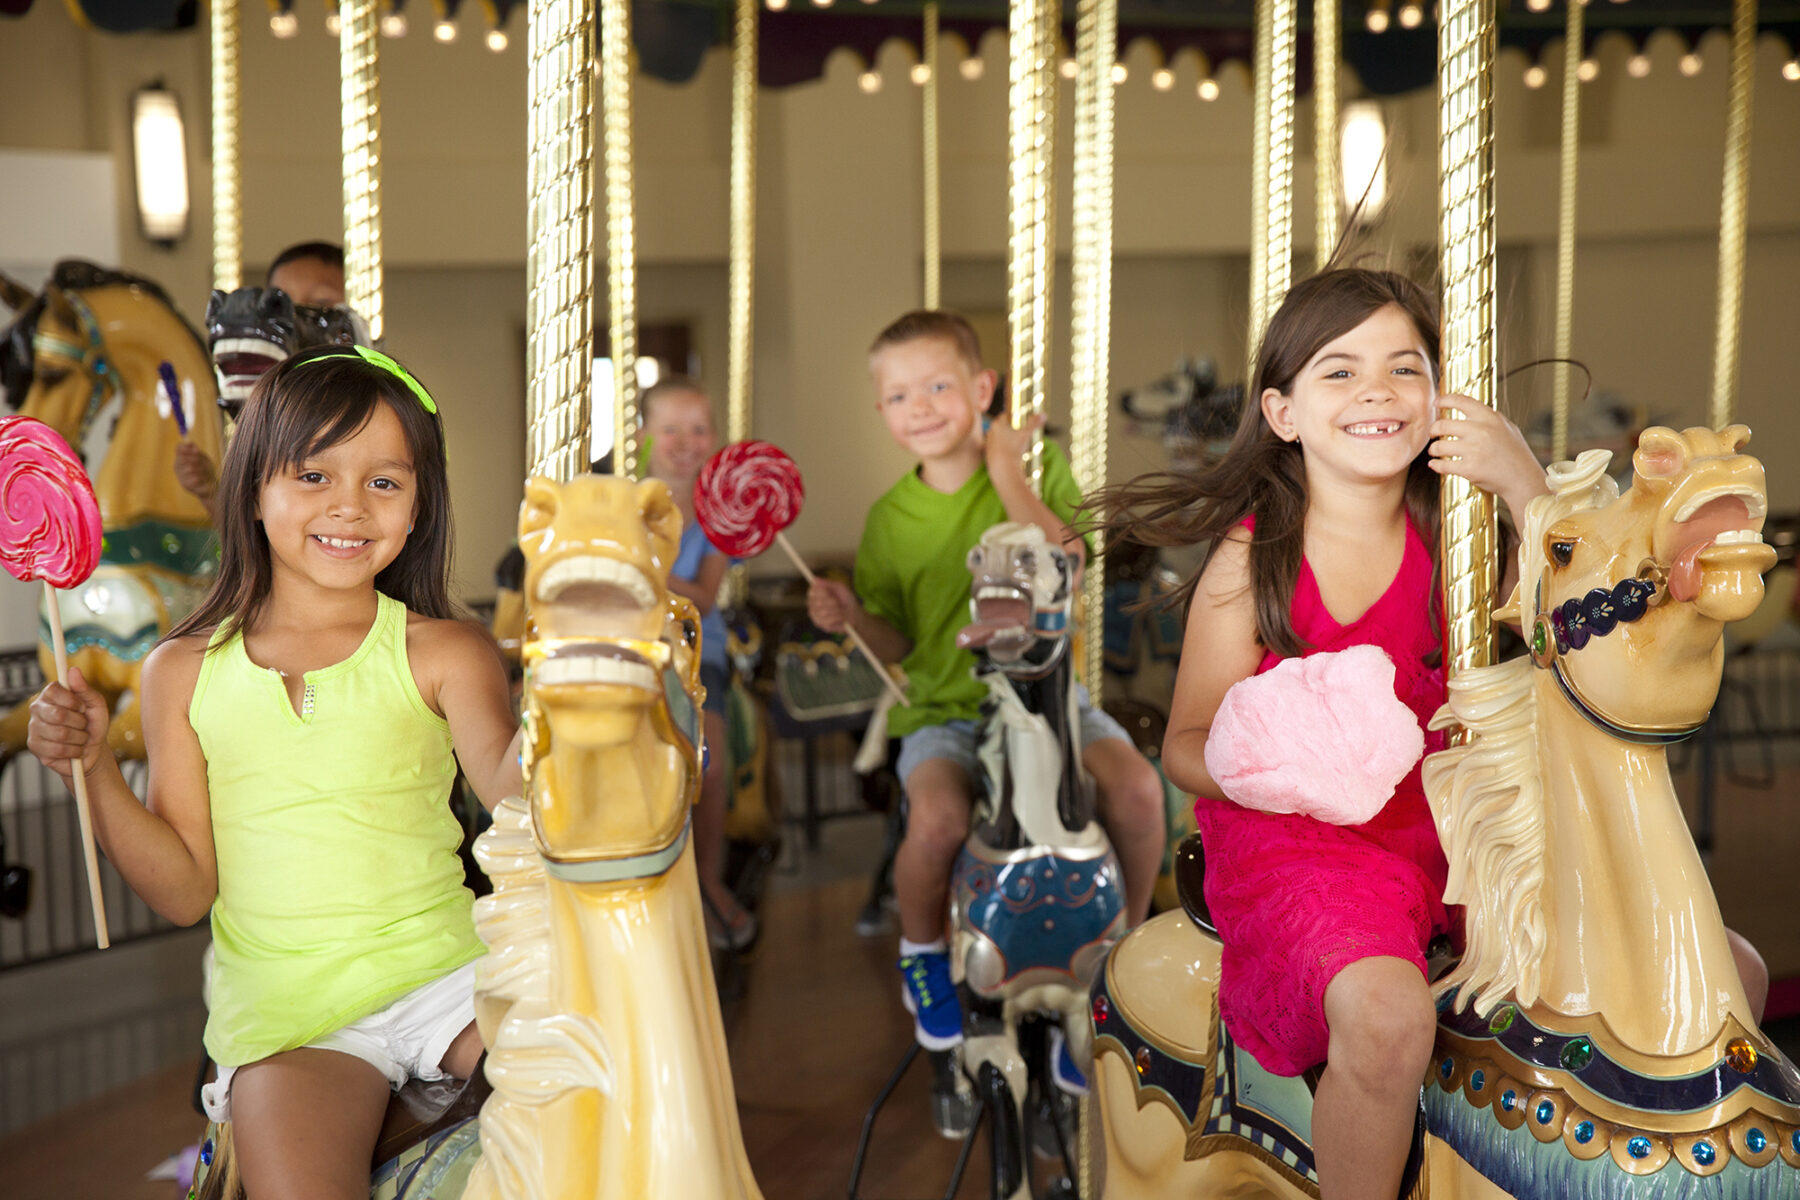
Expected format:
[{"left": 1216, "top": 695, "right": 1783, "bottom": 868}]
[{"left": 952, "top": 833, "right": 1124, "bottom": 999}]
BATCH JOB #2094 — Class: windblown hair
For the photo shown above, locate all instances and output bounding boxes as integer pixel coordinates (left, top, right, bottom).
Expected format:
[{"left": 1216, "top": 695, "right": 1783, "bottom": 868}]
[
  {"left": 167, "top": 345, "right": 456, "bottom": 646},
  {"left": 1421, "top": 448, "right": 1615, "bottom": 1016},
  {"left": 868, "top": 309, "right": 985, "bottom": 375},
  {"left": 1089, "top": 268, "right": 1443, "bottom": 656}
]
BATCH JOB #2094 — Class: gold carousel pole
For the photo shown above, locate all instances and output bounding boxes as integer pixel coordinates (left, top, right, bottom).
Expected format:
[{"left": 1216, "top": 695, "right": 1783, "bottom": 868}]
[
  {"left": 1438, "top": 0, "right": 1499, "bottom": 680},
  {"left": 1550, "top": 0, "right": 1583, "bottom": 464},
  {"left": 1711, "top": 0, "right": 1757, "bottom": 430},
  {"left": 1070, "top": 0, "right": 1117, "bottom": 706},
  {"left": 922, "top": 3, "right": 942, "bottom": 310},
  {"left": 340, "top": 0, "right": 383, "bottom": 343},
  {"left": 1250, "top": 0, "right": 1298, "bottom": 358},
  {"left": 728, "top": 0, "right": 756, "bottom": 445},
  {"left": 601, "top": 0, "right": 640, "bottom": 477},
  {"left": 1314, "top": 0, "right": 1340, "bottom": 269},
  {"left": 210, "top": 0, "right": 241, "bottom": 291},
  {"left": 1007, "top": 0, "right": 1060, "bottom": 493},
  {"left": 525, "top": 0, "right": 596, "bottom": 482}
]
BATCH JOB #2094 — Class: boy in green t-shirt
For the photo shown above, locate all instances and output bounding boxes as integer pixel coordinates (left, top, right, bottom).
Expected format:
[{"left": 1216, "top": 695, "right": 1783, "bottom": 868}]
[{"left": 808, "top": 312, "right": 1164, "bottom": 1122}]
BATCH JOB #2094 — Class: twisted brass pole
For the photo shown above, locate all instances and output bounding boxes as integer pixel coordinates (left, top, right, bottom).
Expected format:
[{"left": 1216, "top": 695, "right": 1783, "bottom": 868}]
[
  {"left": 1711, "top": 0, "right": 1757, "bottom": 430},
  {"left": 210, "top": 0, "right": 241, "bottom": 291},
  {"left": 524, "top": 0, "right": 596, "bottom": 483},
  {"left": 339, "top": 0, "right": 383, "bottom": 342},
  {"left": 728, "top": 0, "right": 756, "bottom": 445},
  {"left": 1550, "top": 0, "right": 1583, "bottom": 464},
  {"left": 1249, "top": 0, "right": 1298, "bottom": 361},
  {"left": 922, "top": 3, "right": 941, "bottom": 310},
  {"left": 1071, "top": 0, "right": 1117, "bottom": 705},
  {"left": 1438, "top": 0, "right": 1499, "bottom": 682},
  {"left": 1007, "top": 0, "right": 1058, "bottom": 493},
  {"left": 601, "top": 0, "right": 640, "bottom": 478},
  {"left": 1314, "top": 0, "right": 1340, "bottom": 269}
]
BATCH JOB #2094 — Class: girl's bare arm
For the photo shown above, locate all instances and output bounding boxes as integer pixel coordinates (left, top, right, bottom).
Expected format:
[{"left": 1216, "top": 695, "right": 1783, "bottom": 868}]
[
  {"left": 1162, "top": 531, "right": 1267, "bottom": 799},
  {"left": 666, "top": 550, "right": 729, "bottom": 616},
  {"left": 423, "top": 619, "right": 525, "bottom": 810}
]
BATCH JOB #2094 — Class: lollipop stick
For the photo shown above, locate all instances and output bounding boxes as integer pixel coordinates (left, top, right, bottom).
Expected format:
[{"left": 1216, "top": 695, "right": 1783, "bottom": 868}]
[
  {"left": 774, "top": 531, "right": 909, "bottom": 708},
  {"left": 43, "top": 584, "right": 110, "bottom": 950}
]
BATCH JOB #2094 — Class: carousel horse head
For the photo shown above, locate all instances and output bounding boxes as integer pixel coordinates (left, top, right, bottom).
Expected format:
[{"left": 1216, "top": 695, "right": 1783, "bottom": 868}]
[
  {"left": 206, "top": 286, "right": 370, "bottom": 417},
  {"left": 957, "top": 520, "right": 1074, "bottom": 675},
  {"left": 516, "top": 473, "right": 697, "bottom": 856},
  {"left": 1500, "top": 426, "right": 1775, "bottom": 743}
]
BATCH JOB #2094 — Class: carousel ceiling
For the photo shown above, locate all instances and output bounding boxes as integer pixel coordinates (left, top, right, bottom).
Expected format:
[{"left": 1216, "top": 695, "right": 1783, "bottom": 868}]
[{"left": 11, "top": 0, "right": 1799, "bottom": 96}]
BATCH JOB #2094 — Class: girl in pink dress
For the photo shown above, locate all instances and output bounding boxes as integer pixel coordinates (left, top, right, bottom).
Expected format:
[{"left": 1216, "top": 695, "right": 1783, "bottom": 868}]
[{"left": 1098, "top": 269, "right": 1546, "bottom": 1200}]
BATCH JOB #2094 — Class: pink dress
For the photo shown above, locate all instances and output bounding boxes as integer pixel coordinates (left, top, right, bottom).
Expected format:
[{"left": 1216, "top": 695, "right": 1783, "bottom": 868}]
[{"left": 1195, "top": 517, "right": 1452, "bottom": 1076}]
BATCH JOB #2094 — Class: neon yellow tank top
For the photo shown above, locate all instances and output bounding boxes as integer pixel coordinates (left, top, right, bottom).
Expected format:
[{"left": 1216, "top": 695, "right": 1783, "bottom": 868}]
[{"left": 192, "top": 592, "right": 482, "bottom": 1067}]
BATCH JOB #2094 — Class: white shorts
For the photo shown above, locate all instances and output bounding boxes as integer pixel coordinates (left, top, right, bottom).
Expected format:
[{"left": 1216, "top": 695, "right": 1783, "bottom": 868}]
[{"left": 202, "top": 960, "right": 478, "bottom": 1123}]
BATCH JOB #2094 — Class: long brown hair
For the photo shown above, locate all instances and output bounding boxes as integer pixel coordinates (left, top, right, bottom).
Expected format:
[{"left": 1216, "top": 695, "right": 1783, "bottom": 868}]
[
  {"left": 1091, "top": 268, "right": 1442, "bottom": 657},
  {"left": 168, "top": 345, "right": 456, "bottom": 646}
]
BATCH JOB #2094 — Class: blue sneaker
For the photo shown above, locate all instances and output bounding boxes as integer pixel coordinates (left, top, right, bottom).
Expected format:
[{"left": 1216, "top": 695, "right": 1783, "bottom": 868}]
[
  {"left": 1050, "top": 1025, "right": 1089, "bottom": 1097},
  {"left": 898, "top": 951, "right": 964, "bottom": 1049}
]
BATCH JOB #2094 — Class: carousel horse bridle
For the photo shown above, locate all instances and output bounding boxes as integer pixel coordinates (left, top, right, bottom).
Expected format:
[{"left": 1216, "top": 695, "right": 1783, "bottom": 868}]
[
  {"left": 1525, "top": 559, "right": 1705, "bottom": 745},
  {"left": 28, "top": 290, "right": 122, "bottom": 444}
]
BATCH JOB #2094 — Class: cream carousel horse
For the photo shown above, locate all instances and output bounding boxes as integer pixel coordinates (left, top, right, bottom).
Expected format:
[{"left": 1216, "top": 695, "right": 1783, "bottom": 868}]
[
  {"left": 0, "top": 261, "right": 224, "bottom": 761},
  {"left": 1091, "top": 426, "right": 1800, "bottom": 1198},
  {"left": 190, "top": 474, "right": 763, "bottom": 1200}
]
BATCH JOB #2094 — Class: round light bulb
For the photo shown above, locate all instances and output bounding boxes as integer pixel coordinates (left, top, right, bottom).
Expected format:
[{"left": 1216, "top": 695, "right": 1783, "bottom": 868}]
[
  {"left": 1059, "top": 58, "right": 1078, "bottom": 80},
  {"left": 1785, "top": 59, "right": 1800, "bottom": 82},
  {"left": 434, "top": 19, "right": 457, "bottom": 42},
  {"left": 486, "top": 28, "right": 507, "bottom": 51},
  {"left": 1197, "top": 78, "right": 1220, "bottom": 102},
  {"left": 1679, "top": 52, "right": 1702, "bottom": 77},
  {"left": 270, "top": 10, "right": 299, "bottom": 38},
  {"left": 380, "top": 12, "right": 407, "bottom": 37},
  {"left": 911, "top": 63, "right": 931, "bottom": 85},
  {"left": 1526, "top": 0, "right": 1551, "bottom": 11},
  {"left": 1151, "top": 67, "right": 1175, "bottom": 91},
  {"left": 1577, "top": 58, "right": 1599, "bottom": 82},
  {"left": 1523, "top": 64, "right": 1547, "bottom": 89},
  {"left": 1398, "top": 3, "right": 1422, "bottom": 28},
  {"left": 811, "top": 0, "right": 832, "bottom": 8},
  {"left": 765, "top": 0, "right": 788, "bottom": 9},
  {"left": 1110, "top": 62, "right": 1128, "bottom": 85},
  {"left": 1627, "top": 53, "right": 1650, "bottom": 78},
  {"left": 1366, "top": 10, "right": 1389, "bottom": 33},
  {"left": 959, "top": 56, "right": 984, "bottom": 81},
  {"left": 857, "top": 70, "right": 882, "bottom": 94},
  {"left": 325, "top": 12, "right": 342, "bottom": 36}
]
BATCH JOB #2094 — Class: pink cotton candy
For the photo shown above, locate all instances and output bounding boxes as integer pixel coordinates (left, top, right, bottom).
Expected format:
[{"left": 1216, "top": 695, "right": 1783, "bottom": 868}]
[{"left": 1203, "top": 644, "right": 1425, "bottom": 826}]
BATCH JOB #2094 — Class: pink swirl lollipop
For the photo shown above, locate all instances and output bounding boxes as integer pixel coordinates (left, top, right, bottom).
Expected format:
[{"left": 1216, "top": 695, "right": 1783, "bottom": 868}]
[
  {"left": 0, "top": 416, "right": 102, "bottom": 589},
  {"left": 693, "top": 440, "right": 805, "bottom": 558}
]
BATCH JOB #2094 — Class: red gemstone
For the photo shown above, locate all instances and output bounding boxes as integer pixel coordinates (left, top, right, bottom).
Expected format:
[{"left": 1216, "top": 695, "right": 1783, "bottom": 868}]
[{"left": 1092, "top": 994, "right": 1110, "bottom": 1023}]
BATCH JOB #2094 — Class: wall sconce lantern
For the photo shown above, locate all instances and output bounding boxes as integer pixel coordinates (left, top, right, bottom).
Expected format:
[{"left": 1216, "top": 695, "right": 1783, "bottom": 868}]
[
  {"left": 131, "top": 84, "right": 190, "bottom": 246},
  {"left": 1340, "top": 99, "right": 1388, "bottom": 223}
]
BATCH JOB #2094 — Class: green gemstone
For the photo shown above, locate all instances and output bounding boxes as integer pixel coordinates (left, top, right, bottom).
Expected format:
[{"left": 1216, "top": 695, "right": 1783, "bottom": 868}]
[
  {"left": 1560, "top": 1037, "right": 1594, "bottom": 1070},
  {"left": 1488, "top": 1005, "right": 1516, "bottom": 1034},
  {"left": 1532, "top": 623, "right": 1547, "bottom": 656}
]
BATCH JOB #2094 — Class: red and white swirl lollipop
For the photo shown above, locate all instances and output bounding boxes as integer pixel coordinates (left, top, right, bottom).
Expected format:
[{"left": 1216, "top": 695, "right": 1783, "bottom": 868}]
[
  {"left": 0, "top": 416, "right": 110, "bottom": 947},
  {"left": 695, "top": 441, "right": 907, "bottom": 707}
]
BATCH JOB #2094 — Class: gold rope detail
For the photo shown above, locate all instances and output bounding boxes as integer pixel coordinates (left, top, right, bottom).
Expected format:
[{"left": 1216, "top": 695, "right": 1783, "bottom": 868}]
[
  {"left": 923, "top": 3, "right": 941, "bottom": 310},
  {"left": 1007, "top": 0, "right": 1058, "bottom": 493},
  {"left": 1314, "top": 0, "right": 1340, "bottom": 270},
  {"left": 1550, "top": 0, "right": 1582, "bottom": 463},
  {"left": 1249, "top": 0, "right": 1297, "bottom": 363},
  {"left": 1711, "top": 0, "right": 1757, "bottom": 430},
  {"left": 728, "top": 0, "right": 756, "bottom": 445},
  {"left": 1438, "top": 0, "right": 1499, "bottom": 683},
  {"left": 1071, "top": 0, "right": 1116, "bottom": 702},
  {"left": 339, "top": 0, "right": 383, "bottom": 342},
  {"left": 525, "top": 0, "right": 596, "bottom": 483},
  {"left": 602, "top": 0, "right": 640, "bottom": 478},
  {"left": 209, "top": 0, "right": 241, "bottom": 291}
]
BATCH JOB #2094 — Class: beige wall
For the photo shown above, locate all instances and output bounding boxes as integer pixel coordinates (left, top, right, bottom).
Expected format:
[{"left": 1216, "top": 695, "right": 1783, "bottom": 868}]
[{"left": 3, "top": 4, "right": 1798, "bottom": 605}]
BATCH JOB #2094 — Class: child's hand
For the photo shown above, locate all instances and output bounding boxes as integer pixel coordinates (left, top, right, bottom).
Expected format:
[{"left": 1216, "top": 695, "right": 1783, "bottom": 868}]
[
  {"left": 983, "top": 403, "right": 1047, "bottom": 481},
  {"left": 28, "top": 669, "right": 112, "bottom": 782},
  {"left": 174, "top": 442, "right": 218, "bottom": 502},
  {"left": 807, "top": 577, "right": 860, "bottom": 635},
  {"left": 1428, "top": 397, "right": 1548, "bottom": 522}
]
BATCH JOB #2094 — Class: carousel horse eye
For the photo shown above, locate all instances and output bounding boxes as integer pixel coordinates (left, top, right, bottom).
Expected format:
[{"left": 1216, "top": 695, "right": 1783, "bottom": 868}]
[
  {"left": 1549, "top": 540, "right": 1575, "bottom": 567},
  {"left": 1017, "top": 550, "right": 1035, "bottom": 574}
]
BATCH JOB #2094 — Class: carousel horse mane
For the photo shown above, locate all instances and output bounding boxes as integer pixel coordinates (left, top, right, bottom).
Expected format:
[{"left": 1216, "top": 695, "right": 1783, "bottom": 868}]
[
  {"left": 1423, "top": 449, "right": 1617, "bottom": 1019},
  {"left": 2, "top": 260, "right": 210, "bottom": 410}
]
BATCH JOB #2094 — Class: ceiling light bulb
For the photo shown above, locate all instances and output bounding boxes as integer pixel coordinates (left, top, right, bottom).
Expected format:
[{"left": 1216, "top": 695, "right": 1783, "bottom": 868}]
[
  {"left": 765, "top": 0, "right": 788, "bottom": 9},
  {"left": 1060, "top": 58, "right": 1078, "bottom": 80},
  {"left": 911, "top": 63, "right": 931, "bottom": 85},
  {"left": 486, "top": 28, "right": 507, "bottom": 51},
  {"left": 434, "top": 19, "right": 457, "bottom": 42},
  {"left": 325, "top": 13, "right": 342, "bottom": 36},
  {"left": 1523, "top": 64, "right": 1547, "bottom": 89},
  {"left": 270, "top": 10, "right": 300, "bottom": 37},
  {"left": 1151, "top": 67, "right": 1175, "bottom": 91},
  {"left": 379, "top": 12, "right": 407, "bottom": 37},
  {"left": 1110, "top": 62, "right": 1128, "bottom": 85},
  {"left": 1784, "top": 59, "right": 1800, "bottom": 82},
  {"left": 1366, "top": 9, "right": 1389, "bottom": 33},
  {"left": 1627, "top": 53, "right": 1650, "bottom": 77},
  {"left": 1679, "top": 52, "right": 1702, "bottom": 76},
  {"left": 857, "top": 70, "right": 881, "bottom": 93},
  {"left": 1577, "top": 58, "right": 1599, "bottom": 82},
  {"left": 1398, "top": 3, "right": 1422, "bottom": 28},
  {"left": 959, "top": 56, "right": 984, "bottom": 81},
  {"left": 1197, "top": 78, "right": 1220, "bottom": 101}
]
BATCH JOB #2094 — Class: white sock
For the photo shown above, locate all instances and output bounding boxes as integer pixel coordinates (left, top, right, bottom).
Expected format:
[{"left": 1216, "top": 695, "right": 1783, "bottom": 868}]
[{"left": 900, "top": 936, "right": 947, "bottom": 958}]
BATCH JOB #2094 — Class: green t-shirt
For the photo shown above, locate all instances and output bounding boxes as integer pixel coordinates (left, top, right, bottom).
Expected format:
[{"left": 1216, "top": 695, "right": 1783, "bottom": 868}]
[{"left": 855, "top": 439, "right": 1091, "bottom": 739}]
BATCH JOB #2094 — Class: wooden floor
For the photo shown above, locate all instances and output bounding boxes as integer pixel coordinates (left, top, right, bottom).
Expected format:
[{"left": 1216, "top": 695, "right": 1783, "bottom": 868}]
[
  {"left": 4, "top": 761, "right": 1798, "bottom": 1200},
  {"left": 0, "top": 873, "right": 1046, "bottom": 1200}
]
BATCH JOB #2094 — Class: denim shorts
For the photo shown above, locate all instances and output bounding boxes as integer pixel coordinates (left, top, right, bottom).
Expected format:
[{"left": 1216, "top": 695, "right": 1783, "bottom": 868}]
[
  {"left": 700, "top": 661, "right": 729, "bottom": 717},
  {"left": 896, "top": 684, "right": 1129, "bottom": 786}
]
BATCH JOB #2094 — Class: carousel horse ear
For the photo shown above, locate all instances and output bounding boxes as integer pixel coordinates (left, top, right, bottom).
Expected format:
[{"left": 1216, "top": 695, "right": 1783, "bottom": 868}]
[
  {"left": 638, "top": 477, "right": 681, "bottom": 555},
  {"left": 1493, "top": 582, "right": 1522, "bottom": 625},
  {"left": 0, "top": 270, "right": 33, "bottom": 313},
  {"left": 520, "top": 476, "right": 560, "bottom": 541}
]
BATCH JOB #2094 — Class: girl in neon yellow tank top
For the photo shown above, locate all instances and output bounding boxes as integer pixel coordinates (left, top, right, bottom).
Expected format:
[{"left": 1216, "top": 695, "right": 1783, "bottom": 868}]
[{"left": 28, "top": 346, "right": 524, "bottom": 1198}]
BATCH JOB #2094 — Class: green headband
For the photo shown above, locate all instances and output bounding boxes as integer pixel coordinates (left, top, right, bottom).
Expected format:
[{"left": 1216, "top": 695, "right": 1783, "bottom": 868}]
[{"left": 300, "top": 344, "right": 438, "bottom": 414}]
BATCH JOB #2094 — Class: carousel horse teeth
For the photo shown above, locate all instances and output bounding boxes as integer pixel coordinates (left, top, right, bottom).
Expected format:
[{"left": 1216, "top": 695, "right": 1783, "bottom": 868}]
[
  {"left": 1712, "top": 528, "right": 1761, "bottom": 545},
  {"left": 535, "top": 554, "right": 658, "bottom": 608},
  {"left": 1673, "top": 486, "right": 1767, "bottom": 523},
  {"left": 533, "top": 650, "right": 658, "bottom": 691}
]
